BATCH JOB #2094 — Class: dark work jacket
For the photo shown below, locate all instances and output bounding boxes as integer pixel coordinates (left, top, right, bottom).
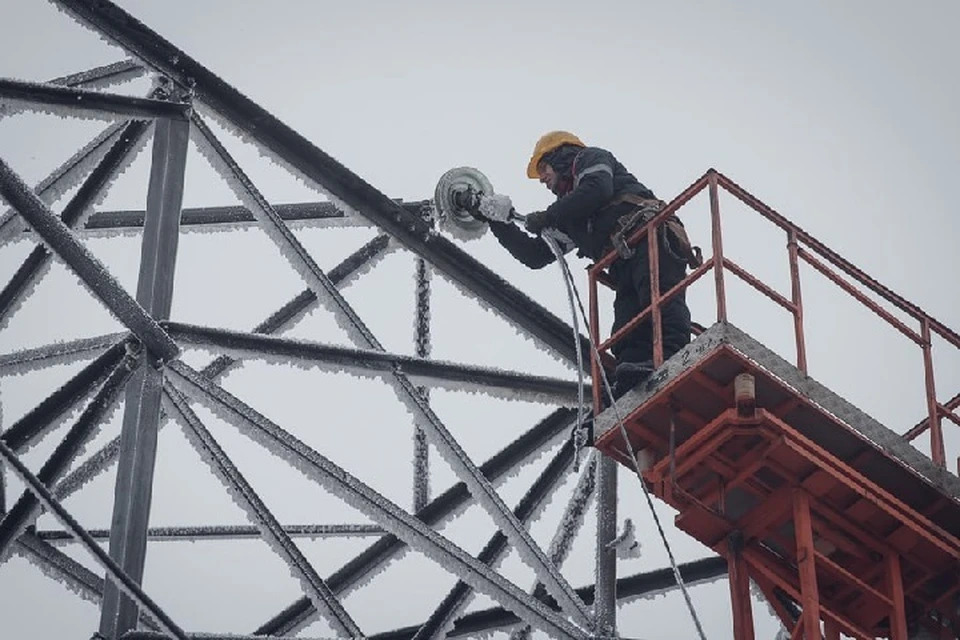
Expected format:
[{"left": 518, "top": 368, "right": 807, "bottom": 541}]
[{"left": 489, "top": 146, "right": 656, "bottom": 268}]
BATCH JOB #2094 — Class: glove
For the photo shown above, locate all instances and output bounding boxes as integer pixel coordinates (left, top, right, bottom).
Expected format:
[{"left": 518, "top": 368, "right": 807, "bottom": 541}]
[
  {"left": 524, "top": 210, "right": 554, "bottom": 235},
  {"left": 477, "top": 193, "right": 514, "bottom": 223}
]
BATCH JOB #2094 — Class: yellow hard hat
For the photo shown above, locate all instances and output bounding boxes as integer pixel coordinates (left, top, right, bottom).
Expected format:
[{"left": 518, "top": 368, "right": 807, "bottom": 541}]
[{"left": 526, "top": 130, "right": 585, "bottom": 179}]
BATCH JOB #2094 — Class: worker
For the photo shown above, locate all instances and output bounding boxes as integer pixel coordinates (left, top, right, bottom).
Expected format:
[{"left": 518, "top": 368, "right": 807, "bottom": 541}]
[{"left": 476, "top": 131, "right": 699, "bottom": 398}]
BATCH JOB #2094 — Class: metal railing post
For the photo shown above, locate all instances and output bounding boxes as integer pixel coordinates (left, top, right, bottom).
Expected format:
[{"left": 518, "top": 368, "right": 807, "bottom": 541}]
[
  {"left": 787, "top": 229, "right": 808, "bottom": 373},
  {"left": 648, "top": 221, "right": 664, "bottom": 367},
  {"left": 708, "top": 171, "right": 728, "bottom": 322},
  {"left": 589, "top": 271, "right": 603, "bottom": 413},
  {"left": 920, "top": 319, "right": 945, "bottom": 468}
]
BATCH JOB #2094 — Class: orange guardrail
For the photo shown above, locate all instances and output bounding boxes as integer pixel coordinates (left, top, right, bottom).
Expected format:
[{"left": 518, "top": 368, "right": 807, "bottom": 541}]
[{"left": 587, "top": 169, "right": 960, "bottom": 472}]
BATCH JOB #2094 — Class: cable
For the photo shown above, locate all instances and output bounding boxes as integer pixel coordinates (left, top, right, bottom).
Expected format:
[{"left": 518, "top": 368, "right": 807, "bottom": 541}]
[
  {"left": 539, "top": 226, "right": 709, "bottom": 640},
  {"left": 540, "top": 230, "right": 588, "bottom": 470},
  {"left": 481, "top": 202, "right": 706, "bottom": 635}
]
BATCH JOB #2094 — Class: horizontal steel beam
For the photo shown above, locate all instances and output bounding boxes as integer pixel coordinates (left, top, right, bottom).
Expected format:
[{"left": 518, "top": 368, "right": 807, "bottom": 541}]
[
  {"left": 0, "top": 156, "right": 179, "bottom": 362},
  {"left": 163, "top": 322, "right": 585, "bottom": 404},
  {"left": 48, "top": 60, "right": 145, "bottom": 89},
  {"left": 50, "top": 0, "right": 586, "bottom": 367},
  {"left": 81, "top": 201, "right": 427, "bottom": 232},
  {"left": 256, "top": 407, "right": 573, "bottom": 635},
  {"left": 371, "top": 556, "right": 729, "bottom": 639},
  {"left": 0, "top": 61, "right": 145, "bottom": 120},
  {"left": 36, "top": 523, "right": 385, "bottom": 544},
  {"left": 0, "top": 77, "right": 190, "bottom": 120},
  {"left": 122, "top": 633, "right": 330, "bottom": 640}
]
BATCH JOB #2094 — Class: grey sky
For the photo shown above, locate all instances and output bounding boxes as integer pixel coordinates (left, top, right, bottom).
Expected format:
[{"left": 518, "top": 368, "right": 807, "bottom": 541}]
[{"left": 0, "top": 1, "right": 958, "bottom": 639}]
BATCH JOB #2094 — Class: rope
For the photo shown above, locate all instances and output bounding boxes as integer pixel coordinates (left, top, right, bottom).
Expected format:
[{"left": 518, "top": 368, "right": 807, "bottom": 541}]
[{"left": 540, "top": 226, "right": 709, "bottom": 640}]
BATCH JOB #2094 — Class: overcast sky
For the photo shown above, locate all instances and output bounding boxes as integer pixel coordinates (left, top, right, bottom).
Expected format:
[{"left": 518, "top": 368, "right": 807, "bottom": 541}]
[{"left": 1, "top": 1, "right": 958, "bottom": 639}]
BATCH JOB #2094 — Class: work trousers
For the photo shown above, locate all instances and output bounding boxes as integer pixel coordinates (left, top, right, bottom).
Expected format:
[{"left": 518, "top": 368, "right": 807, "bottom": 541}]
[{"left": 608, "top": 245, "right": 691, "bottom": 366}]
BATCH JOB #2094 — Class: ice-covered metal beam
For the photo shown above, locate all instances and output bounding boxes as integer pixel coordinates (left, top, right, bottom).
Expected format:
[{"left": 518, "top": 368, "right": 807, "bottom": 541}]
[
  {"left": 82, "top": 201, "right": 426, "bottom": 232},
  {"left": 0, "top": 119, "right": 152, "bottom": 327},
  {"left": 36, "top": 524, "right": 385, "bottom": 544},
  {"left": 99, "top": 113, "right": 189, "bottom": 640},
  {"left": 0, "top": 156, "right": 179, "bottom": 361},
  {"left": 166, "top": 361, "right": 586, "bottom": 640},
  {"left": 413, "top": 439, "right": 576, "bottom": 640},
  {"left": 164, "top": 322, "right": 584, "bottom": 405},
  {"left": 48, "top": 60, "right": 146, "bottom": 89},
  {"left": 162, "top": 385, "right": 364, "bottom": 638},
  {"left": 0, "top": 437, "right": 188, "bottom": 640},
  {"left": 595, "top": 458, "right": 618, "bottom": 633},
  {"left": 0, "top": 339, "right": 130, "bottom": 452},
  {"left": 0, "top": 332, "right": 128, "bottom": 378},
  {"left": 0, "top": 77, "right": 190, "bottom": 121},
  {"left": 123, "top": 634, "right": 331, "bottom": 640},
  {"left": 412, "top": 255, "right": 431, "bottom": 512},
  {"left": 0, "top": 351, "right": 138, "bottom": 562},
  {"left": 0, "top": 61, "right": 144, "bottom": 123},
  {"left": 48, "top": 0, "right": 585, "bottom": 366},
  {"left": 86, "top": 201, "right": 352, "bottom": 231},
  {"left": 372, "top": 557, "right": 730, "bottom": 639},
  {"left": 256, "top": 408, "right": 574, "bottom": 636}
]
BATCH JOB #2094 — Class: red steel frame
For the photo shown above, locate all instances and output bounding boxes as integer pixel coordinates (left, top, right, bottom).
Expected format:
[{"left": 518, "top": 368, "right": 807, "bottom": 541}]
[
  {"left": 587, "top": 169, "right": 960, "bottom": 638},
  {"left": 595, "top": 347, "right": 960, "bottom": 639},
  {"left": 587, "top": 168, "right": 960, "bottom": 473}
]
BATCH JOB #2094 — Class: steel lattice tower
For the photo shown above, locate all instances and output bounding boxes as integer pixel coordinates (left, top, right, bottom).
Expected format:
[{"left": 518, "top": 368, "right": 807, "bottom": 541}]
[{"left": 1, "top": 3, "right": 958, "bottom": 640}]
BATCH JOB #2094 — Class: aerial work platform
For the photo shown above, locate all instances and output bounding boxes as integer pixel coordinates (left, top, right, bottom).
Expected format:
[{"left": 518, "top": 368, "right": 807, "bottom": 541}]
[
  {"left": 593, "top": 322, "right": 960, "bottom": 639},
  {"left": 586, "top": 171, "right": 960, "bottom": 639}
]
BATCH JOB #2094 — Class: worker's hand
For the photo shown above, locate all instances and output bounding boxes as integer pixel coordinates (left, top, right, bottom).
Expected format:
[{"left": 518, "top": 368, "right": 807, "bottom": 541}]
[
  {"left": 477, "top": 193, "right": 514, "bottom": 223},
  {"left": 524, "top": 210, "right": 553, "bottom": 234}
]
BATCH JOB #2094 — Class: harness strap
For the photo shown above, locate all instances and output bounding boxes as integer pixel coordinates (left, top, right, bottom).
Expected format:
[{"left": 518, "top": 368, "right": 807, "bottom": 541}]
[{"left": 604, "top": 194, "right": 704, "bottom": 268}]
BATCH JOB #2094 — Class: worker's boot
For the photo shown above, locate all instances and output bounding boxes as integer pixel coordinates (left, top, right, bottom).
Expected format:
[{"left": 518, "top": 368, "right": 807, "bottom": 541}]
[{"left": 613, "top": 360, "right": 655, "bottom": 398}]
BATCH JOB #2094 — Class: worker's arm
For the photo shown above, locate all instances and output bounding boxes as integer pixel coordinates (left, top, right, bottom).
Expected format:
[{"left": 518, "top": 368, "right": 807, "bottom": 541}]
[
  {"left": 488, "top": 219, "right": 556, "bottom": 269},
  {"left": 542, "top": 147, "right": 617, "bottom": 227}
]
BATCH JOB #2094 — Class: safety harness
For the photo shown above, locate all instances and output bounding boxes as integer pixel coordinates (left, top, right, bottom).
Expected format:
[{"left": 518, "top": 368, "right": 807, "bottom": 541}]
[
  {"left": 604, "top": 193, "right": 703, "bottom": 268},
  {"left": 568, "top": 150, "right": 703, "bottom": 269}
]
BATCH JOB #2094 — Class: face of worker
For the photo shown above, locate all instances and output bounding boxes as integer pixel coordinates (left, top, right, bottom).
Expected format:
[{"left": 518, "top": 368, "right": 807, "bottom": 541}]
[{"left": 537, "top": 162, "right": 564, "bottom": 196}]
